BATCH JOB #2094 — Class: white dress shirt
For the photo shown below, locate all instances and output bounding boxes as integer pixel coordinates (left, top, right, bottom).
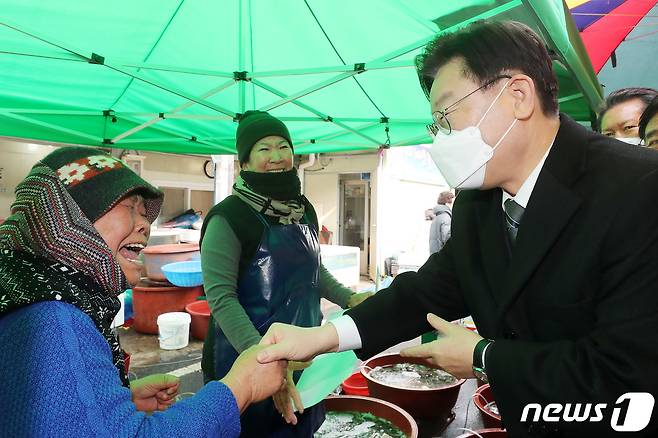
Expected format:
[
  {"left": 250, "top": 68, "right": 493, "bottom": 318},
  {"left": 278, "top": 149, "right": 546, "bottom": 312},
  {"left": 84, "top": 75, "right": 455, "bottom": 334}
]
[
  {"left": 331, "top": 141, "right": 555, "bottom": 352},
  {"left": 501, "top": 143, "right": 552, "bottom": 209}
]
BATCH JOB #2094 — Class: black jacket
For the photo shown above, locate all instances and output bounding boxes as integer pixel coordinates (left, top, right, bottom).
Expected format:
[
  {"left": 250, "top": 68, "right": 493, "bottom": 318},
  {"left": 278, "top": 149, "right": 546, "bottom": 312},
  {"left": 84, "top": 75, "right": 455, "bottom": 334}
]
[{"left": 348, "top": 115, "right": 658, "bottom": 437}]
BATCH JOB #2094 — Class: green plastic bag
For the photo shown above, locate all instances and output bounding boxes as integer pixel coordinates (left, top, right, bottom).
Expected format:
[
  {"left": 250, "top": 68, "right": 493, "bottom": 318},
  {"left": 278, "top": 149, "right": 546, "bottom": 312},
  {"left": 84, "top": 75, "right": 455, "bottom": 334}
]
[{"left": 296, "top": 349, "right": 358, "bottom": 410}]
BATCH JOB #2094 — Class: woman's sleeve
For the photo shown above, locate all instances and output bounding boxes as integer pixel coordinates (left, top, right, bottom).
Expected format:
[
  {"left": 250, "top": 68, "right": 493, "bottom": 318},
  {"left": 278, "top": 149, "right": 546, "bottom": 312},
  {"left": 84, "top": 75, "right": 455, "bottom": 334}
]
[
  {"left": 319, "top": 263, "right": 354, "bottom": 308},
  {"left": 201, "top": 215, "right": 262, "bottom": 353},
  {"left": 8, "top": 302, "right": 241, "bottom": 438}
]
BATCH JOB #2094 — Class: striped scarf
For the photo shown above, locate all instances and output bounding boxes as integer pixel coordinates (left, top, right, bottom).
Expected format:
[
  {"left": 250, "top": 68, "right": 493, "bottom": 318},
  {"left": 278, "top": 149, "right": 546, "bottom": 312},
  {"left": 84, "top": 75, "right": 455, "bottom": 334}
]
[
  {"left": 233, "top": 175, "right": 306, "bottom": 225},
  {"left": 0, "top": 164, "right": 130, "bottom": 386}
]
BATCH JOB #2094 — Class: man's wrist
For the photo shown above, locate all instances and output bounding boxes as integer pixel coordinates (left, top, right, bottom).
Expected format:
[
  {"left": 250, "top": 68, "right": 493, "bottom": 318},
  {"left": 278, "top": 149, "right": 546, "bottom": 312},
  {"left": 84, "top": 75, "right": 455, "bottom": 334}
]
[{"left": 320, "top": 323, "right": 340, "bottom": 353}]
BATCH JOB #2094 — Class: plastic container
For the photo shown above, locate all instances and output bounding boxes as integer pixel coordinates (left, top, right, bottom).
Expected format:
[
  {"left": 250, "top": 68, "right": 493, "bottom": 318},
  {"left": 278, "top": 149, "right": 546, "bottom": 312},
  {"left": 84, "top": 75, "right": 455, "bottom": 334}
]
[
  {"left": 161, "top": 260, "right": 203, "bottom": 287},
  {"left": 342, "top": 371, "right": 370, "bottom": 396},
  {"left": 362, "top": 353, "right": 465, "bottom": 420},
  {"left": 473, "top": 383, "right": 503, "bottom": 429},
  {"left": 148, "top": 229, "right": 182, "bottom": 246},
  {"left": 132, "top": 283, "right": 203, "bottom": 334},
  {"left": 157, "top": 312, "right": 191, "bottom": 350},
  {"left": 142, "top": 243, "right": 200, "bottom": 282},
  {"left": 185, "top": 299, "right": 210, "bottom": 340}
]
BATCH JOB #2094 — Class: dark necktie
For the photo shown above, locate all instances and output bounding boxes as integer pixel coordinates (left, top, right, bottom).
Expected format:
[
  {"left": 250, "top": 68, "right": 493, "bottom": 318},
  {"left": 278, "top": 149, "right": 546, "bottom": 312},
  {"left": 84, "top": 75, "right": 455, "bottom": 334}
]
[{"left": 504, "top": 198, "right": 525, "bottom": 244}]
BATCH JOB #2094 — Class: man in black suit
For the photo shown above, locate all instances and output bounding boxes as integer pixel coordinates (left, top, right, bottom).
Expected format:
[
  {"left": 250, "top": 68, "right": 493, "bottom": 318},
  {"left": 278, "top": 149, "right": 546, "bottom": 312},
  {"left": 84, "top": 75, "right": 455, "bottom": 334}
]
[{"left": 257, "top": 20, "right": 658, "bottom": 437}]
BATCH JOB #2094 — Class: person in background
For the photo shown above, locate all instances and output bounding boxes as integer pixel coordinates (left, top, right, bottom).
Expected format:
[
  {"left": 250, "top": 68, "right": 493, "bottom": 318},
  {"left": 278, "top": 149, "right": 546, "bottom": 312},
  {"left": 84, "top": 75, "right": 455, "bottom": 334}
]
[
  {"left": 200, "top": 110, "right": 372, "bottom": 437},
  {"left": 0, "top": 147, "right": 287, "bottom": 438},
  {"left": 639, "top": 95, "right": 658, "bottom": 149},
  {"left": 597, "top": 87, "right": 657, "bottom": 145},
  {"left": 429, "top": 190, "right": 454, "bottom": 254}
]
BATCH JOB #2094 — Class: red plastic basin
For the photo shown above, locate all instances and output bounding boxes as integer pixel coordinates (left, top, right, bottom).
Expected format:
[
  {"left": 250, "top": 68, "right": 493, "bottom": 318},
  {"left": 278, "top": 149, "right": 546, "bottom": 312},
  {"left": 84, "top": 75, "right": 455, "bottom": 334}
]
[
  {"left": 362, "top": 353, "right": 465, "bottom": 420},
  {"left": 132, "top": 283, "right": 203, "bottom": 334},
  {"left": 185, "top": 299, "right": 210, "bottom": 341},
  {"left": 342, "top": 371, "right": 370, "bottom": 396},
  {"left": 473, "top": 383, "right": 503, "bottom": 429}
]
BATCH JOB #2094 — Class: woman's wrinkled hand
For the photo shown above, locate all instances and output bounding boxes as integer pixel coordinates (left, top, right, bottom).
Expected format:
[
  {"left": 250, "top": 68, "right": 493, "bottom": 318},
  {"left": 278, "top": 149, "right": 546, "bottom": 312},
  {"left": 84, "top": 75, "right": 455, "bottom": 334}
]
[
  {"left": 130, "top": 373, "right": 180, "bottom": 413},
  {"left": 272, "top": 361, "right": 311, "bottom": 425}
]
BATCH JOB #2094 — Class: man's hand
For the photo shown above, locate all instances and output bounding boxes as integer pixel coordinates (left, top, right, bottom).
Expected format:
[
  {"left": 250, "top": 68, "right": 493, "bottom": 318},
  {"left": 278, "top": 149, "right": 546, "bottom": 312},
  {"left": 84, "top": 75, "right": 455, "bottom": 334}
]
[
  {"left": 257, "top": 323, "right": 339, "bottom": 364},
  {"left": 130, "top": 374, "right": 180, "bottom": 413},
  {"left": 347, "top": 292, "right": 374, "bottom": 308},
  {"left": 272, "top": 361, "right": 311, "bottom": 425},
  {"left": 220, "top": 345, "right": 287, "bottom": 413},
  {"left": 400, "top": 313, "right": 483, "bottom": 378}
]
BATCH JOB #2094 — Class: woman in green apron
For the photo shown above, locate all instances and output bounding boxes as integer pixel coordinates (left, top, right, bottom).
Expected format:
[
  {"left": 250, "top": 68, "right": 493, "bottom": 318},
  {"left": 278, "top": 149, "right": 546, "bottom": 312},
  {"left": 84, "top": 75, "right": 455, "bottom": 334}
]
[{"left": 200, "top": 111, "right": 371, "bottom": 437}]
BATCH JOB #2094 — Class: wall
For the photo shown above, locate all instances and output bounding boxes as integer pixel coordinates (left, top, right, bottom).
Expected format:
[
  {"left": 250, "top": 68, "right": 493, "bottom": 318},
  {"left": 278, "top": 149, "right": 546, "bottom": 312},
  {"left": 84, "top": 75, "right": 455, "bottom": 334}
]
[
  {"left": 0, "top": 139, "right": 54, "bottom": 218},
  {"left": 141, "top": 153, "right": 213, "bottom": 189},
  {"left": 0, "top": 139, "right": 214, "bottom": 221}
]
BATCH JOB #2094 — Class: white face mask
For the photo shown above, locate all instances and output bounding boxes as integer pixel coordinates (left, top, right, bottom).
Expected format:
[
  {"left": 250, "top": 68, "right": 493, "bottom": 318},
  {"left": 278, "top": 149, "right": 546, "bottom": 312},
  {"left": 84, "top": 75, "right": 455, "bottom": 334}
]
[
  {"left": 429, "top": 81, "right": 517, "bottom": 189},
  {"left": 615, "top": 136, "right": 643, "bottom": 146}
]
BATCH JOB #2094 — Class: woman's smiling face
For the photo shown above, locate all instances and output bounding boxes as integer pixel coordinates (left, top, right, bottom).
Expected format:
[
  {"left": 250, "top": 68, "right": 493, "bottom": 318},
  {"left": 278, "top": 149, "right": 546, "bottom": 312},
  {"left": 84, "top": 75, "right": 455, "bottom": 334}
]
[
  {"left": 241, "top": 135, "right": 293, "bottom": 173},
  {"left": 93, "top": 194, "right": 150, "bottom": 286}
]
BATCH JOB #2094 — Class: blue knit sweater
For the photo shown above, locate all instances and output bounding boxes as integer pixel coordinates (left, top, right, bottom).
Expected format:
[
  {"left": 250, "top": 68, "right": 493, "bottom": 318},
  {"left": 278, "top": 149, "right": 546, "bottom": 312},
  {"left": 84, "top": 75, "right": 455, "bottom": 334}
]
[{"left": 0, "top": 301, "right": 241, "bottom": 437}]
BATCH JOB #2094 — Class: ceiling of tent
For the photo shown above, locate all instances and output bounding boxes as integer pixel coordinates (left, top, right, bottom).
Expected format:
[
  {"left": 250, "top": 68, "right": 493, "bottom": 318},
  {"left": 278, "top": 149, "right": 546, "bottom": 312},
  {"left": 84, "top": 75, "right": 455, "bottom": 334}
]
[{"left": 0, "top": 0, "right": 602, "bottom": 155}]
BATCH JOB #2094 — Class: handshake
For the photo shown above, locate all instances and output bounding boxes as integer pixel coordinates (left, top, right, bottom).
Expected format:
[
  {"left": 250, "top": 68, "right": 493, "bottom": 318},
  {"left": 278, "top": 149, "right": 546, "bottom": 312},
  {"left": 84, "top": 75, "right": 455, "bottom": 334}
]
[{"left": 220, "top": 322, "right": 341, "bottom": 414}]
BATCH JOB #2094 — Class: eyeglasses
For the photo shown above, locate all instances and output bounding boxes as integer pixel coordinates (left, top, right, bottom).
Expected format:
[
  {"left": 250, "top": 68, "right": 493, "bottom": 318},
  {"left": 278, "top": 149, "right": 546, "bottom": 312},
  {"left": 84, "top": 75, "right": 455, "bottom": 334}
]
[{"left": 427, "top": 75, "right": 512, "bottom": 137}]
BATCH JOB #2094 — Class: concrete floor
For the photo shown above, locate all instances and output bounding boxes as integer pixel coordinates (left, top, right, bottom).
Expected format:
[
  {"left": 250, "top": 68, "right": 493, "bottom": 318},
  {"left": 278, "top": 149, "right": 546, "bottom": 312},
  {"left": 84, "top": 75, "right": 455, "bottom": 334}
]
[{"left": 117, "top": 276, "right": 493, "bottom": 437}]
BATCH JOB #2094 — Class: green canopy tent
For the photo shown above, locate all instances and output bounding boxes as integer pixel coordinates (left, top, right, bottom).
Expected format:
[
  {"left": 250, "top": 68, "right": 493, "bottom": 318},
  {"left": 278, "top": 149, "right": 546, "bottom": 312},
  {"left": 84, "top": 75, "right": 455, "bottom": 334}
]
[{"left": 0, "top": 0, "right": 602, "bottom": 155}]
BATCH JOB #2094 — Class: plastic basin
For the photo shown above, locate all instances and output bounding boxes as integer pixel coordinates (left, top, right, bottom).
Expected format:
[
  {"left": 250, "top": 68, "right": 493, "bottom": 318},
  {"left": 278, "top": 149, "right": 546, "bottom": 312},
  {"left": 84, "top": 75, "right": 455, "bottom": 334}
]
[
  {"left": 132, "top": 283, "right": 203, "bottom": 334},
  {"left": 142, "top": 243, "right": 199, "bottom": 282},
  {"left": 362, "top": 353, "right": 465, "bottom": 420},
  {"left": 162, "top": 260, "right": 203, "bottom": 287},
  {"left": 455, "top": 429, "right": 508, "bottom": 438},
  {"left": 473, "top": 383, "right": 503, "bottom": 429},
  {"left": 342, "top": 371, "right": 370, "bottom": 396},
  {"left": 324, "top": 395, "right": 418, "bottom": 438},
  {"left": 185, "top": 299, "right": 210, "bottom": 341}
]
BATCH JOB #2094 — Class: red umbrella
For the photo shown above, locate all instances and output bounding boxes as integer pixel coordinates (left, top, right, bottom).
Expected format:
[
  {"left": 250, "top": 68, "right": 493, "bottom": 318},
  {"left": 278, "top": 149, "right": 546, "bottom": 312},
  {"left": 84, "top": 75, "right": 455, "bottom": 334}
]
[{"left": 569, "top": 0, "right": 658, "bottom": 72}]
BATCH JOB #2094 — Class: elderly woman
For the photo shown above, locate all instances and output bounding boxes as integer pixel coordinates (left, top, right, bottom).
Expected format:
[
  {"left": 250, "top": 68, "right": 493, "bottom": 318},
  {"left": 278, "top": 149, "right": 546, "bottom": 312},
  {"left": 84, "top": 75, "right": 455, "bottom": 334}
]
[
  {"left": 0, "top": 147, "right": 286, "bottom": 437},
  {"left": 200, "top": 111, "right": 371, "bottom": 437}
]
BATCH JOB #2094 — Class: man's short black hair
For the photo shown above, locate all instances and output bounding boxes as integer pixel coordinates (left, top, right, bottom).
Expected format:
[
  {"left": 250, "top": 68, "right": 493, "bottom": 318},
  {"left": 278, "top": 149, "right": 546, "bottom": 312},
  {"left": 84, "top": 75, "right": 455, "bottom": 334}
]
[
  {"left": 597, "top": 87, "right": 658, "bottom": 132},
  {"left": 639, "top": 95, "right": 658, "bottom": 139},
  {"left": 416, "top": 20, "right": 559, "bottom": 115}
]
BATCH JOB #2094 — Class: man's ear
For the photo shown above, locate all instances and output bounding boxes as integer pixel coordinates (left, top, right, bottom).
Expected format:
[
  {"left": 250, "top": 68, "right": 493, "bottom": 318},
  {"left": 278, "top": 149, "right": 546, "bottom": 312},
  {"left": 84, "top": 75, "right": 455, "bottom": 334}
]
[{"left": 507, "top": 74, "right": 536, "bottom": 121}]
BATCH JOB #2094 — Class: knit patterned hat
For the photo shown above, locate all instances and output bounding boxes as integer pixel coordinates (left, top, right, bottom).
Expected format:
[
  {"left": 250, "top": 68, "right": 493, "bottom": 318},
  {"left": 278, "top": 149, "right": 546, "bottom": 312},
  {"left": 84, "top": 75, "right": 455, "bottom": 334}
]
[
  {"left": 236, "top": 110, "right": 293, "bottom": 164},
  {"left": 40, "top": 147, "right": 163, "bottom": 223}
]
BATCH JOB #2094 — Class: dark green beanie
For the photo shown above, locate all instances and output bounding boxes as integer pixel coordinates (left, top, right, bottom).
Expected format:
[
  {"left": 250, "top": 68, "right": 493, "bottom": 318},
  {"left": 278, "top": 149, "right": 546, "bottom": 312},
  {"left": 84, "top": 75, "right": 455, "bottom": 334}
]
[
  {"left": 236, "top": 110, "right": 293, "bottom": 164},
  {"left": 40, "top": 146, "right": 164, "bottom": 223}
]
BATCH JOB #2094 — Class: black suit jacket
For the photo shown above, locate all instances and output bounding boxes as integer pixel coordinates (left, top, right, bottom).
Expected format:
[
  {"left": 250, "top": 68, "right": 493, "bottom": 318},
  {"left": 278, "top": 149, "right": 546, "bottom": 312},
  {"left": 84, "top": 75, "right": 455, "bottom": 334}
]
[{"left": 348, "top": 115, "right": 658, "bottom": 437}]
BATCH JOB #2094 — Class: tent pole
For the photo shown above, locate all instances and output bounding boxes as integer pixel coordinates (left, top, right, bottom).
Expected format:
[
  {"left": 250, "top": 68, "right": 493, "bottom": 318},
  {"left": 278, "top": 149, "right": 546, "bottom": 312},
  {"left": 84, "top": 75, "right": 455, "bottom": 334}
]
[
  {"left": 212, "top": 154, "right": 235, "bottom": 204},
  {"left": 0, "top": 109, "right": 99, "bottom": 116},
  {"left": 369, "top": 0, "right": 523, "bottom": 64},
  {"left": 0, "top": 20, "right": 237, "bottom": 118},
  {"left": 391, "top": 134, "right": 431, "bottom": 146},
  {"left": 0, "top": 111, "right": 103, "bottom": 143},
  {"left": 558, "top": 92, "right": 584, "bottom": 103},
  {"left": 114, "top": 113, "right": 232, "bottom": 152},
  {"left": 250, "top": 59, "right": 412, "bottom": 78},
  {"left": 258, "top": 71, "right": 358, "bottom": 112},
  {"left": 119, "top": 62, "right": 234, "bottom": 78},
  {"left": 111, "top": 79, "right": 236, "bottom": 143},
  {"left": 252, "top": 79, "right": 381, "bottom": 145},
  {"left": 238, "top": 0, "right": 246, "bottom": 112}
]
